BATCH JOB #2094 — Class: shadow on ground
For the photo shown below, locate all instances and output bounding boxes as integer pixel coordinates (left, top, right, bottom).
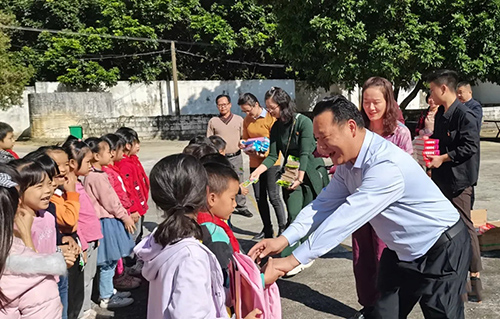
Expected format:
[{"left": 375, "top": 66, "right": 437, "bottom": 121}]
[{"left": 277, "top": 279, "right": 358, "bottom": 318}]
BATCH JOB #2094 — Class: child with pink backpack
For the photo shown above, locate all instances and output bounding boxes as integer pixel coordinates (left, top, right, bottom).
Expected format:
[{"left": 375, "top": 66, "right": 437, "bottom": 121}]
[
  {"left": 135, "top": 154, "right": 263, "bottom": 319},
  {"left": 198, "top": 157, "right": 283, "bottom": 319}
]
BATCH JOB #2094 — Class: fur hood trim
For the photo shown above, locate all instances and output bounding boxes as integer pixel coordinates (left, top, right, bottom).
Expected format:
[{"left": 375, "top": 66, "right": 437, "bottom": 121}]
[{"left": 5, "top": 251, "right": 67, "bottom": 276}]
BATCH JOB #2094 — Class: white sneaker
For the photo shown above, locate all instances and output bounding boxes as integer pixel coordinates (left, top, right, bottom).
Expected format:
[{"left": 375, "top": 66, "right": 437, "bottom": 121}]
[
  {"left": 79, "top": 309, "right": 97, "bottom": 319},
  {"left": 99, "top": 295, "right": 134, "bottom": 309},
  {"left": 113, "top": 288, "right": 132, "bottom": 298},
  {"left": 283, "top": 260, "right": 315, "bottom": 278}
]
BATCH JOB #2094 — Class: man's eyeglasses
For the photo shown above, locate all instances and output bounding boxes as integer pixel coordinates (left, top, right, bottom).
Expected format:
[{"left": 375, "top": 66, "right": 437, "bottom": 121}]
[{"left": 217, "top": 103, "right": 230, "bottom": 108}]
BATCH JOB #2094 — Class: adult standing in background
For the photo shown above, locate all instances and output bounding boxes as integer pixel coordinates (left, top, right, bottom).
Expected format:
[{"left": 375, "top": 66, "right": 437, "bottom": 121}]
[
  {"left": 350, "top": 76, "right": 413, "bottom": 319},
  {"left": 249, "top": 87, "right": 329, "bottom": 276},
  {"left": 427, "top": 70, "right": 483, "bottom": 302},
  {"left": 207, "top": 94, "right": 252, "bottom": 218},
  {"left": 457, "top": 81, "right": 483, "bottom": 130},
  {"left": 415, "top": 93, "right": 440, "bottom": 137},
  {"left": 238, "top": 93, "right": 287, "bottom": 240},
  {"left": 457, "top": 81, "right": 483, "bottom": 210}
]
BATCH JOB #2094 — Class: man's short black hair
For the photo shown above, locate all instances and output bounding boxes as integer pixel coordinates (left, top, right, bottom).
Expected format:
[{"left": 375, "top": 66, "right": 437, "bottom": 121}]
[
  {"left": 216, "top": 94, "right": 231, "bottom": 104},
  {"left": 0, "top": 122, "right": 14, "bottom": 142},
  {"left": 457, "top": 81, "right": 471, "bottom": 89},
  {"left": 312, "top": 95, "right": 365, "bottom": 128},
  {"left": 203, "top": 162, "right": 239, "bottom": 195},
  {"left": 426, "top": 69, "right": 459, "bottom": 92},
  {"left": 209, "top": 135, "right": 226, "bottom": 152}
]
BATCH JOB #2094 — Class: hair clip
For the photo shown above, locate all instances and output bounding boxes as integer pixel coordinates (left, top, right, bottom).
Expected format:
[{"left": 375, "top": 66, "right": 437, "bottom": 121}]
[{"left": 0, "top": 173, "right": 18, "bottom": 188}]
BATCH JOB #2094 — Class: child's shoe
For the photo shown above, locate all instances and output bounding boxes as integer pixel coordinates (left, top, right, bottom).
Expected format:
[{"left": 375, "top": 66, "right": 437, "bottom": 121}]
[
  {"left": 78, "top": 309, "right": 97, "bottom": 319},
  {"left": 99, "top": 294, "right": 134, "bottom": 309},
  {"left": 113, "top": 288, "right": 132, "bottom": 298},
  {"left": 113, "top": 273, "right": 141, "bottom": 290},
  {"left": 126, "top": 260, "right": 144, "bottom": 277}
]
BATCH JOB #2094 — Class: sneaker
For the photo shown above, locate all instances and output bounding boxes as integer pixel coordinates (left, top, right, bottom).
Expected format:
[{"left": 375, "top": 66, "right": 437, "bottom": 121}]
[
  {"left": 127, "top": 260, "right": 144, "bottom": 277},
  {"left": 100, "top": 295, "right": 134, "bottom": 309},
  {"left": 348, "top": 307, "right": 375, "bottom": 319},
  {"left": 283, "top": 260, "right": 315, "bottom": 278},
  {"left": 114, "top": 273, "right": 141, "bottom": 290},
  {"left": 113, "top": 288, "right": 132, "bottom": 298},
  {"left": 79, "top": 309, "right": 97, "bottom": 319}
]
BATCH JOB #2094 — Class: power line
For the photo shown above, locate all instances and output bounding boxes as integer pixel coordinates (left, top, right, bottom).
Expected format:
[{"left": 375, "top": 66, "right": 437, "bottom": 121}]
[
  {"left": 0, "top": 24, "right": 214, "bottom": 47},
  {"left": 83, "top": 49, "right": 170, "bottom": 60},
  {"left": 176, "top": 49, "right": 286, "bottom": 68},
  {"left": 3, "top": 24, "right": 286, "bottom": 68}
]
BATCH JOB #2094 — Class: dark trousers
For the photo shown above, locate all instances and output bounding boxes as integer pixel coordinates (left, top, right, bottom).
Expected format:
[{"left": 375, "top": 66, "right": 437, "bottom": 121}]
[
  {"left": 448, "top": 187, "right": 482, "bottom": 272},
  {"left": 374, "top": 222, "right": 470, "bottom": 319},
  {"left": 352, "top": 223, "right": 386, "bottom": 308},
  {"left": 250, "top": 166, "right": 286, "bottom": 236},
  {"left": 228, "top": 153, "right": 247, "bottom": 209}
]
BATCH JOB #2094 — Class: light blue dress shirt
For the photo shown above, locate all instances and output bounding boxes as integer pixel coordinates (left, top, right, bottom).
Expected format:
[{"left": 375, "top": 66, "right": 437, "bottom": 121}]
[{"left": 282, "top": 130, "right": 460, "bottom": 264}]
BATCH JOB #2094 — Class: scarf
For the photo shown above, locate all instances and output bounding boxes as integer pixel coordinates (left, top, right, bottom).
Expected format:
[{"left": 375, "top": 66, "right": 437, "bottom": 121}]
[{"left": 197, "top": 212, "right": 240, "bottom": 253}]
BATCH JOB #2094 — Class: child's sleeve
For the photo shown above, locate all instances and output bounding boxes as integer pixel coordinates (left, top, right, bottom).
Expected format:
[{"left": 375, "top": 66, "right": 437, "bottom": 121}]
[
  {"left": 90, "top": 174, "right": 133, "bottom": 224},
  {"left": 51, "top": 192, "right": 80, "bottom": 234}
]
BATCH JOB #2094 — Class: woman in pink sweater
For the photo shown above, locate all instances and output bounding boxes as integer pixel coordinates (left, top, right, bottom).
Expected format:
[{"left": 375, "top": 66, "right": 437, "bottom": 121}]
[
  {"left": 84, "top": 138, "right": 135, "bottom": 310},
  {"left": 0, "top": 165, "right": 66, "bottom": 319}
]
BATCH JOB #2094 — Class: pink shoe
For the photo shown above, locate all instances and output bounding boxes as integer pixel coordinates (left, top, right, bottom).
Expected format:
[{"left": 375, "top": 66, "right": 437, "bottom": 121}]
[{"left": 113, "top": 273, "right": 141, "bottom": 290}]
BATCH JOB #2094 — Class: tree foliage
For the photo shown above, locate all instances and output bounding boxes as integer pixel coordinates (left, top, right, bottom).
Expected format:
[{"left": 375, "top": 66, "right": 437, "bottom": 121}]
[
  {"left": 0, "top": 13, "right": 33, "bottom": 110},
  {"left": 270, "top": 0, "right": 500, "bottom": 108},
  {"left": 0, "top": 0, "right": 286, "bottom": 90}
]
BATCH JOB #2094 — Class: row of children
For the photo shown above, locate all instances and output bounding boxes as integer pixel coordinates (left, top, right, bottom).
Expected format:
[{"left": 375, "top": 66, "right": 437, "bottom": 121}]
[
  {"left": 134, "top": 141, "right": 282, "bottom": 318},
  {"left": 0, "top": 122, "right": 149, "bottom": 319}
]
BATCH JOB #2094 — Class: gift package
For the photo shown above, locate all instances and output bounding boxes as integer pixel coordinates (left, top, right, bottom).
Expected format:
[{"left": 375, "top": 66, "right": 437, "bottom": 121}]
[
  {"left": 241, "top": 137, "right": 270, "bottom": 154},
  {"left": 413, "top": 136, "right": 440, "bottom": 166},
  {"left": 276, "top": 155, "right": 300, "bottom": 188}
]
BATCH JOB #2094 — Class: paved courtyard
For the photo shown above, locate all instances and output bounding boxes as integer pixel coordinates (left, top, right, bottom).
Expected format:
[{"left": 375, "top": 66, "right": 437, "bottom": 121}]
[{"left": 14, "top": 132, "right": 500, "bottom": 318}]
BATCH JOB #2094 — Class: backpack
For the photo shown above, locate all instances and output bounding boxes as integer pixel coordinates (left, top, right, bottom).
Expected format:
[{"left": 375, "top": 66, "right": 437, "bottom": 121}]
[{"left": 230, "top": 252, "right": 281, "bottom": 319}]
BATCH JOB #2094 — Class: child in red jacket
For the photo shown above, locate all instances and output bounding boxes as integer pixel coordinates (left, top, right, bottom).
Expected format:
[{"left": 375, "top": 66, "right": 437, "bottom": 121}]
[
  {"left": 101, "top": 133, "right": 142, "bottom": 289},
  {"left": 115, "top": 127, "right": 149, "bottom": 243}
]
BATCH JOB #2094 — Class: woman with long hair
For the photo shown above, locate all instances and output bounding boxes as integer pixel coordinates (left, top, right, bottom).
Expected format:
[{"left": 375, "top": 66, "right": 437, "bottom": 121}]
[
  {"left": 249, "top": 87, "right": 329, "bottom": 276},
  {"left": 351, "top": 77, "right": 413, "bottom": 318}
]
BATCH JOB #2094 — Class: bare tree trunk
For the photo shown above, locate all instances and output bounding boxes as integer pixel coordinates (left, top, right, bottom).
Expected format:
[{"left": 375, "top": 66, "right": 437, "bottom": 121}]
[{"left": 399, "top": 79, "right": 424, "bottom": 110}]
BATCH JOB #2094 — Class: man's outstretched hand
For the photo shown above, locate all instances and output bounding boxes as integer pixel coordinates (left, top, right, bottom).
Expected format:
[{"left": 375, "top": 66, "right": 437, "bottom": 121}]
[{"left": 248, "top": 236, "right": 289, "bottom": 263}]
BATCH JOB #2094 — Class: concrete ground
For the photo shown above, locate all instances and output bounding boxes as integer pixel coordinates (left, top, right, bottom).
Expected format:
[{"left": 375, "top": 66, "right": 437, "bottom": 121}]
[{"left": 14, "top": 131, "right": 500, "bottom": 319}]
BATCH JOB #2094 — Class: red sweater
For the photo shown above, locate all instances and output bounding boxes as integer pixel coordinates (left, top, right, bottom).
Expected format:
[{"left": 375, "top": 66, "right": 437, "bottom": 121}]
[{"left": 115, "top": 154, "right": 149, "bottom": 216}]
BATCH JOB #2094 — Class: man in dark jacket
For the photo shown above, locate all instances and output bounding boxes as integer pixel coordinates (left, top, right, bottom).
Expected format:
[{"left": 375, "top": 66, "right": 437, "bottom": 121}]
[{"left": 427, "top": 70, "right": 483, "bottom": 302}]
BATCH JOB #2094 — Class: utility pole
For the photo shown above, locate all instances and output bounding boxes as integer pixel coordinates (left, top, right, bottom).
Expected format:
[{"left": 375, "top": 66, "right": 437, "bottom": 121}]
[{"left": 171, "top": 41, "right": 180, "bottom": 116}]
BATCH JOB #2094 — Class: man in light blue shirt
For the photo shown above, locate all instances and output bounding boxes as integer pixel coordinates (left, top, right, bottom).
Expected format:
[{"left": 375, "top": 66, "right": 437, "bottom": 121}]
[{"left": 249, "top": 95, "right": 471, "bottom": 319}]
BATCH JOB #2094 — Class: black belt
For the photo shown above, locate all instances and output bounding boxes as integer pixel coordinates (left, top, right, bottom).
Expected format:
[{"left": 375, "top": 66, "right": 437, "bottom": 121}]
[
  {"left": 225, "top": 150, "right": 241, "bottom": 158},
  {"left": 430, "top": 220, "right": 465, "bottom": 252}
]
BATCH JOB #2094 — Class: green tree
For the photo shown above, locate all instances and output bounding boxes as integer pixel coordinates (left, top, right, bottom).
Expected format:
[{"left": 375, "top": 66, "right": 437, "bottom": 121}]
[
  {"left": 0, "top": 14, "right": 32, "bottom": 110},
  {"left": 1, "top": 0, "right": 287, "bottom": 89},
  {"left": 270, "top": 0, "right": 500, "bottom": 109}
]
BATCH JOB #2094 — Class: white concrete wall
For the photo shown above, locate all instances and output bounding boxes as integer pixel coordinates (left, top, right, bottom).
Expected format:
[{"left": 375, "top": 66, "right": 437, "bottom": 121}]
[
  {"left": 295, "top": 82, "right": 361, "bottom": 111},
  {"left": 472, "top": 81, "right": 500, "bottom": 105},
  {"left": 175, "top": 79, "right": 295, "bottom": 116},
  {"left": 0, "top": 86, "right": 35, "bottom": 138}
]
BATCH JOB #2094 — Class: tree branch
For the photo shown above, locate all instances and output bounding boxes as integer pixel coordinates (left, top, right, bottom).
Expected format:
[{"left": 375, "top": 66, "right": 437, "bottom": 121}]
[{"left": 399, "top": 79, "right": 424, "bottom": 110}]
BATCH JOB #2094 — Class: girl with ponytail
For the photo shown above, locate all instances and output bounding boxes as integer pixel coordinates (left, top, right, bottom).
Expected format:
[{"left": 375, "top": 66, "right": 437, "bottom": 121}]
[{"left": 134, "top": 154, "right": 261, "bottom": 319}]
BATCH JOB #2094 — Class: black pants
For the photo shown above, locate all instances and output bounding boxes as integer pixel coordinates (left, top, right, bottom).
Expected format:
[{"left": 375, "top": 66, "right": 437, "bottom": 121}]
[
  {"left": 374, "top": 221, "right": 471, "bottom": 319},
  {"left": 250, "top": 166, "right": 286, "bottom": 236}
]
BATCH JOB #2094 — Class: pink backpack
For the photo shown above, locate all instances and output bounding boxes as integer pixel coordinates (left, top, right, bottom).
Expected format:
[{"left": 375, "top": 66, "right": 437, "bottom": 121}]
[{"left": 230, "top": 252, "right": 281, "bottom": 319}]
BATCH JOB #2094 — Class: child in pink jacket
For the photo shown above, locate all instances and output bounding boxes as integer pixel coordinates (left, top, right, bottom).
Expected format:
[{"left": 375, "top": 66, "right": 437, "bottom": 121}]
[
  {"left": 0, "top": 166, "right": 66, "bottom": 319},
  {"left": 84, "top": 138, "right": 135, "bottom": 310}
]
